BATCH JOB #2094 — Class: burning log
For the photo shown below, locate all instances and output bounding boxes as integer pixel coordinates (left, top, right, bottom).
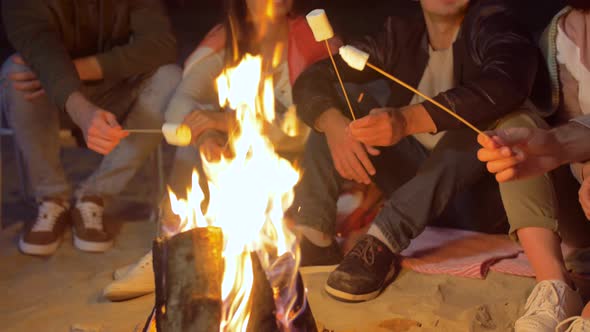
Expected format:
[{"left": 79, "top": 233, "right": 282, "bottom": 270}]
[
  {"left": 145, "top": 227, "right": 317, "bottom": 332},
  {"left": 152, "top": 227, "right": 224, "bottom": 332}
]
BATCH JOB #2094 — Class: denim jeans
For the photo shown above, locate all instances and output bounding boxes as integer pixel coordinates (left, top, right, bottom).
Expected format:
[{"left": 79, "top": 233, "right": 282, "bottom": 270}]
[{"left": 1, "top": 57, "right": 181, "bottom": 201}]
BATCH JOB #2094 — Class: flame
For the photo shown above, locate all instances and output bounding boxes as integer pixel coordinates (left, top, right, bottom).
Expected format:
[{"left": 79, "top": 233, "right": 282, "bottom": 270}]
[{"left": 168, "top": 53, "right": 301, "bottom": 331}]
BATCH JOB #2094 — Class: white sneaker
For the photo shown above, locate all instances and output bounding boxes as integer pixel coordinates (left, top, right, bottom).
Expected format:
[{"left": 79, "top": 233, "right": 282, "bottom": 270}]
[
  {"left": 113, "top": 262, "right": 134, "bottom": 280},
  {"left": 557, "top": 317, "right": 590, "bottom": 332},
  {"left": 103, "top": 251, "right": 154, "bottom": 301},
  {"left": 515, "top": 280, "right": 583, "bottom": 332}
]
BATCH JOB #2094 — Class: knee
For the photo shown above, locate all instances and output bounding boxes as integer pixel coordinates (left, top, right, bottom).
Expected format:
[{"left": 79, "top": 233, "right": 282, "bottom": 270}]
[
  {"left": 494, "top": 111, "right": 548, "bottom": 130},
  {"left": 150, "top": 64, "right": 182, "bottom": 94}
]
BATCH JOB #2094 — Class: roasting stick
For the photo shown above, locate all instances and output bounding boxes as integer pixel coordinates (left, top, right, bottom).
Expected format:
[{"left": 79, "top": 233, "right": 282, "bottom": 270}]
[
  {"left": 306, "top": 9, "right": 356, "bottom": 120},
  {"left": 339, "top": 45, "right": 486, "bottom": 137},
  {"left": 126, "top": 129, "right": 162, "bottom": 134},
  {"left": 324, "top": 40, "right": 356, "bottom": 120},
  {"left": 126, "top": 123, "right": 192, "bottom": 146}
]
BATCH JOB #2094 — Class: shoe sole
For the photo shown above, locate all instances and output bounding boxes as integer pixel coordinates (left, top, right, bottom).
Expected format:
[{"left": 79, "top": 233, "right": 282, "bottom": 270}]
[
  {"left": 103, "top": 285, "right": 155, "bottom": 302},
  {"left": 324, "top": 284, "right": 382, "bottom": 302},
  {"left": 324, "top": 263, "right": 398, "bottom": 303},
  {"left": 18, "top": 236, "right": 60, "bottom": 256},
  {"left": 74, "top": 235, "right": 113, "bottom": 252},
  {"left": 299, "top": 264, "right": 338, "bottom": 274}
]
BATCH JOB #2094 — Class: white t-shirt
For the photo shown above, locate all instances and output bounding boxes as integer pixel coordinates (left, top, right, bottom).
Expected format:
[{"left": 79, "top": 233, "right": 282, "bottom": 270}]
[{"left": 410, "top": 44, "right": 455, "bottom": 150}]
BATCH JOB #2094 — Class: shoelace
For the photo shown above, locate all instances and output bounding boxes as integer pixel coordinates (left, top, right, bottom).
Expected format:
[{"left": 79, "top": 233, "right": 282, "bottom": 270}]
[
  {"left": 349, "top": 237, "right": 376, "bottom": 265},
  {"left": 518, "top": 281, "right": 565, "bottom": 329},
  {"left": 32, "top": 201, "right": 67, "bottom": 232},
  {"left": 77, "top": 201, "right": 104, "bottom": 230},
  {"left": 557, "top": 316, "right": 590, "bottom": 332}
]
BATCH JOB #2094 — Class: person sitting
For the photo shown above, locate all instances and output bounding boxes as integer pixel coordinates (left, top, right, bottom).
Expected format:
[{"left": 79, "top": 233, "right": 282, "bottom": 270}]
[
  {"left": 1, "top": 0, "right": 181, "bottom": 256},
  {"left": 477, "top": 1, "right": 590, "bottom": 330},
  {"left": 290, "top": 0, "right": 583, "bottom": 330},
  {"left": 101, "top": 0, "right": 342, "bottom": 301}
]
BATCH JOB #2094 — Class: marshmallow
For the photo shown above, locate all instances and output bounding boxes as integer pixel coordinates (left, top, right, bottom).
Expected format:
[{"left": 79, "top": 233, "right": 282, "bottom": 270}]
[
  {"left": 339, "top": 45, "right": 370, "bottom": 71},
  {"left": 306, "top": 9, "right": 334, "bottom": 42},
  {"left": 162, "top": 123, "right": 192, "bottom": 146}
]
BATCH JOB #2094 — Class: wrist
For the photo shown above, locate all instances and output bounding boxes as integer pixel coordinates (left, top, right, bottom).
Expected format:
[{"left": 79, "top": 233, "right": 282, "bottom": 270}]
[
  {"left": 552, "top": 122, "right": 590, "bottom": 165},
  {"left": 65, "top": 91, "right": 94, "bottom": 125},
  {"left": 315, "top": 108, "right": 349, "bottom": 134},
  {"left": 400, "top": 104, "right": 436, "bottom": 136}
]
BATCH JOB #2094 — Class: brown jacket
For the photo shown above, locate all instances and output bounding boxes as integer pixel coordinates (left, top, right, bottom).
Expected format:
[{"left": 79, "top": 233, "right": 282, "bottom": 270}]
[{"left": 2, "top": 0, "right": 177, "bottom": 109}]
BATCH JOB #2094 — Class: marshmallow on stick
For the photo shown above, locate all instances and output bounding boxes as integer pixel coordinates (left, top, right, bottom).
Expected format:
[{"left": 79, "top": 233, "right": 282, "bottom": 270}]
[
  {"left": 306, "top": 9, "right": 334, "bottom": 42},
  {"left": 306, "top": 9, "right": 356, "bottom": 120},
  {"left": 162, "top": 123, "right": 192, "bottom": 146},
  {"left": 338, "top": 44, "right": 486, "bottom": 136},
  {"left": 339, "top": 45, "right": 370, "bottom": 71}
]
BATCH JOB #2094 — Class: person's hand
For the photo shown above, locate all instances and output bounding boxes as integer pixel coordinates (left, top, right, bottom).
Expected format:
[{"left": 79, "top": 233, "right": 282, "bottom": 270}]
[
  {"left": 348, "top": 108, "right": 407, "bottom": 147},
  {"left": 324, "top": 115, "right": 380, "bottom": 185},
  {"left": 7, "top": 54, "right": 45, "bottom": 100},
  {"left": 579, "top": 177, "right": 590, "bottom": 220},
  {"left": 197, "top": 129, "right": 229, "bottom": 162},
  {"left": 65, "top": 92, "right": 128, "bottom": 155},
  {"left": 477, "top": 127, "right": 563, "bottom": 182},
  {"left": 182, "top": 110, "right": 232, "bottom": 142}
]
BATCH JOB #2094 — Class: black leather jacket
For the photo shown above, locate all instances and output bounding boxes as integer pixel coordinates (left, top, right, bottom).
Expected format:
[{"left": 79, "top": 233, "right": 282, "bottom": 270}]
[{"left": 293, "top": 0, "right": 551, "bottom": 131}]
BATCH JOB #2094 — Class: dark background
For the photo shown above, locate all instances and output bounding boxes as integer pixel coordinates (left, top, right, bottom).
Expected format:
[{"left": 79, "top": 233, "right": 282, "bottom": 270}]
[{"left": 0, "top": 0, "right": 567, "bottom": 65}]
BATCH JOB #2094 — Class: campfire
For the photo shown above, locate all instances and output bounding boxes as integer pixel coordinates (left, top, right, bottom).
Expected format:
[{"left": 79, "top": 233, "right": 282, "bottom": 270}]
[{"left": 143, "top": 54, "right": 316, "bottom": 332}]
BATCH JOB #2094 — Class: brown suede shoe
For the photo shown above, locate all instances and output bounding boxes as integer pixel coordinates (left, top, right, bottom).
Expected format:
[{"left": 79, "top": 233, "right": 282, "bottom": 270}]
[
  {"left": 71, "top": 196, "right": 112, "bottom": 252},
  {"left": 19, "top": 198, "right": 70, "bottom": 256}
]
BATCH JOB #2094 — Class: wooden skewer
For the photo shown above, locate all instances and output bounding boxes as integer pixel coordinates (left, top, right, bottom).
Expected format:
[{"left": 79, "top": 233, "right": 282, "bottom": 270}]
[
  {"left": 126, "top": 129, "right": 162, "bottom": 134},
  {"left": 324, "top": 40, "right": 356, "bottom": 120},
  {"left": 365, "top": 62, "right": 486, "bottom": 137}
]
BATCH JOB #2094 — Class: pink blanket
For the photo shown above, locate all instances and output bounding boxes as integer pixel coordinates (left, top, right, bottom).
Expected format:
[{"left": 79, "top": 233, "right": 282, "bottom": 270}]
[{"left": 400, "top": 227, "right": 535, "bottom": 279}]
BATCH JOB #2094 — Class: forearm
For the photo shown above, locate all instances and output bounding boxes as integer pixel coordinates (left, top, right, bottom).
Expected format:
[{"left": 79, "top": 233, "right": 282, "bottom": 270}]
[
  {"left": 553, "top": 121, "right": 590, "bottom": 165},
  {"left": 314, "top": 108, "right": 350, "bottom": 133},
  {"left": 400, "top": 104, "right": 437, "bottom": 136},
  {"left": 73, "top": 56, "right": 103, "bottom": 81}
]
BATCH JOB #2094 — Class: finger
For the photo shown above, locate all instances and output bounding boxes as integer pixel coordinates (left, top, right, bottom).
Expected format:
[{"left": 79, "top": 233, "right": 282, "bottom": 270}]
[
  {"left": 12, "top": 54, "right": 25, "bottom": 65},
  {"left": 24, "top": 89, "right": 45, "bottom": 100},
  {"left": 101, "top": 113, "right": 128, "bottom": 139},
  {"left": 349, "top": 126, "right": 383, "bottom": 144},
  {"left": 495, "top": 168, "right": 519, "bottom": 183},
  {"left": 477, "top": 146, "right": 515, "bottom": 162},
  {"left": 353, "top": 143, "right": 375, "bottom": 176},
  {"left": 345, "top": 150, "right": 370, "bottom": 184},
  {"left": 9, "top": 71, "right": 36, "bottom": 82},
  {"left": 333, "top": 152, "right": 353, "bottom": 181},
  {"left": 486, "top": 157, "right": 523, "bottom": 174},
  {"left": 477, "top": 132, "right": 500, "bottom": 149},
  {"left": 364, "top": 144, "right": 381, "bottom": 156},
  {"left": 13, "top": 80, "right": 42, "bottom": 92},
  {"left": 349, "top": 114, "right": 380, "bottom": 129},
  {"left": 88, "top": 134, "right": 118, "bottom": 150}
]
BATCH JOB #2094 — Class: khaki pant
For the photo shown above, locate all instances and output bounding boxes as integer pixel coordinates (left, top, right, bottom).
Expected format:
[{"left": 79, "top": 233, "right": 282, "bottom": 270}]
[{"left": 494, "top": 112, "right": 590, "bottom": 246}]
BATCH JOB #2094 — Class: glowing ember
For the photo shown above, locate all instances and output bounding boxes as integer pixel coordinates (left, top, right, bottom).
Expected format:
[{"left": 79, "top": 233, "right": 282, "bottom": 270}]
[{"left": 168, "top": 54, "right": 301, "bottom": 331}]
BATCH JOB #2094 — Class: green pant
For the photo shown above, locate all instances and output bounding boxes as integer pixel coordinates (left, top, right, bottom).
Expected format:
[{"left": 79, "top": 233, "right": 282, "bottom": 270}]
[{"left": 493, "top": 111, "right": 590, "bottom": 245}]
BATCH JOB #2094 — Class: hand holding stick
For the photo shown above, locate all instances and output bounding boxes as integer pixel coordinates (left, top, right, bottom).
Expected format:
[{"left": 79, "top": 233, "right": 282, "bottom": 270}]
[{"left": 339, "top": 45, "right": 487, "bottom": 137}]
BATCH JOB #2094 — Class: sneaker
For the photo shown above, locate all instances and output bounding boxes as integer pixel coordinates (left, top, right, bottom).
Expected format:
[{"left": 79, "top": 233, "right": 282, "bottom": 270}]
[
  {"left": 557, "top": 317, "right": 590, "bottom": 332},
  {"left": 515, "top": 280, "right": 583, "bottom": 332},
  {"left": 324, "top": 234, "right": 398, "bottom": 302},
  {"left": 19, "top": 199, "right": 70, "bottom": 256},
  {"left": 103, "top": 251, "right": 155, "bottom": 301},
  {"left": 72, "top": 196, "right": 112, "bottom": 252},
  {"left": 113, "top": 262, "right": 134, "bottom": 280},
  {"left": 299, "top": 235, "right": 343, "bottom": 269}
]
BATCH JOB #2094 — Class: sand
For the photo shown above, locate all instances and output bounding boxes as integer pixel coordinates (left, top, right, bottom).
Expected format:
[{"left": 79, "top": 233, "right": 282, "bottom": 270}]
[{"left": 0, "top": 217, "right": 548, "bottom": 332}]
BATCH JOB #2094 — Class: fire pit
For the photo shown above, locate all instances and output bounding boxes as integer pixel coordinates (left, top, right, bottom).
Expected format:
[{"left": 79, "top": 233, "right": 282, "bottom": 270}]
[{"left": 141, "top": 54, "right": 317, "bottom": 332}]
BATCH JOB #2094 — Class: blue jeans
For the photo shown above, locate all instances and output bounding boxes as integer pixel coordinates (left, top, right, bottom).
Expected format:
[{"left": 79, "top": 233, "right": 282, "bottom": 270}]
[{"left": 1, "top": 57, "right": 181, "bottom": 201}]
